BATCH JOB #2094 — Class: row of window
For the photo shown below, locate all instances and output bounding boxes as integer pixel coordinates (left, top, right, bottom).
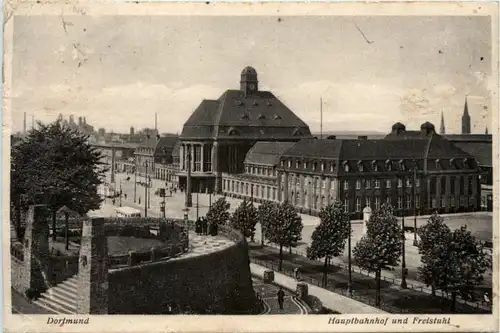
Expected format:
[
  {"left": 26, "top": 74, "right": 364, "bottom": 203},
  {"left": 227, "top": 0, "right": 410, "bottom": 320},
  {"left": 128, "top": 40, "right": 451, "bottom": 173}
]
[
  {"left": 223, "top": 179, "right": 278, "bottom": 201},
  {"left": 285, "top": 178, "right": 421, "bottom": 191},
  {"left": 245, "top": 164, "right": 277, "bottom": 177},
  {"left": 281, "top": 158, "right": 474, "bottom": 173},
  {"left": 344, "top": 195, "right": 476, "bottom": 212}
]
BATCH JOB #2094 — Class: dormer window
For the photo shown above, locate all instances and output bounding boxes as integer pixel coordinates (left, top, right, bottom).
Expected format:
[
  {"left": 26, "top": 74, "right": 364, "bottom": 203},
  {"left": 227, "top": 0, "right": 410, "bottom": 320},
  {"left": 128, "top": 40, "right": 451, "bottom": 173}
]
[
  {"left": 253, "top": 100, "right": 258, "bottom": 106},
  {"left": 267, "top": 101, "right": 272, "bottom": 107},
  {"left": 236, "top": 100, "right": 244, "bottom": 106},
  {"left": 435, "top": 159, "right": 441, "bottom": 169},
  {"left": 386, "top": 159, "right": 392, "bottom": 171},
  {"left": 449, "top": 158, "right": 455, "bottom": 169},
  {"left": 258, "top": 113, "right": 265, "bottom": 120},
  {"left": 343, "top": 161, "right": 349, "bottom": 172},
  {"left": 357, "top": 161, "right": 364, "bottom": 172},
  {"left": 372, "top": 160, "right": 378, "bottom": 172},
  {"left": 398, "top": 159, "right": 405, "bottom": 171},
  {"left": 296, "top": 161, "right": 301, "bottom": 169},
  {"left": 321, "top": 162, "right": 325, "bottom": 171},
  {"left": 463, "top": 158, "right": 470, "bottom": 168},
  {"left": 240, "top": 113, "right": 249, "bottom": 120},
  {"left": 330, "top": 163, "right": 335, "bottom": 172},
  {"left": 274, "top": 115, "right": 282, "bottom": 120}
]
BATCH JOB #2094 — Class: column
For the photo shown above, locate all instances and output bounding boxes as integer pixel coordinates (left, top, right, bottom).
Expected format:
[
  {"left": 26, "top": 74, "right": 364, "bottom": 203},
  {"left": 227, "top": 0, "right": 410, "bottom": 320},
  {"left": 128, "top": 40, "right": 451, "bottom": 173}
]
[
  {"left": 471, "top": 175, "right": 478, "bottom": 209},
  {"left": 190, "top": 144, "right": 195, "bottom": 172},
  {"left": 283, "top": 172, "right": 289, "bottom": 202},
  {"left": 200, "top": 144, "right": 205, "bottom": 172},
  {"left": 277, "top": 172, "right": 283, "bottom": 202},
  {"left": 180, "top": 144, "right": 184, "bottom": 171},
  {"left": 212, "top": 142, "right": 220, "bottom": 192},
  {"left": 325, "top": 177, "right": 331, "bottom": 205},
  {"left": 427, "top": 178, "right": 432, "bottom": 210},
  {"left": 445, "top": 175, "right": 451, "bottom": 209},
  {"left": 436, "top": 176, "right": 442, "bottom": 209},
  {"left": 307, "top": 178, "right": 313, "bottom": 209},
  {"left": 77, "top": 217, "right": 108, "bottom": 314},
  {"left": 299, "top": 175, "right": 305, "bottom": 207}
]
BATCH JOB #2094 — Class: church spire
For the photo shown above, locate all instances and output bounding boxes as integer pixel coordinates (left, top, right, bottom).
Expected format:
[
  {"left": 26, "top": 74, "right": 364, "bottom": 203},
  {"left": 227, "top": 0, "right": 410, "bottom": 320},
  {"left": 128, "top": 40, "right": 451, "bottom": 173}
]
[
  {"left": 462, "top": 96, "right": 471, "bottom": 134},
  {"left": 439, "top": 111, "right": 445, "bottom": 134}
]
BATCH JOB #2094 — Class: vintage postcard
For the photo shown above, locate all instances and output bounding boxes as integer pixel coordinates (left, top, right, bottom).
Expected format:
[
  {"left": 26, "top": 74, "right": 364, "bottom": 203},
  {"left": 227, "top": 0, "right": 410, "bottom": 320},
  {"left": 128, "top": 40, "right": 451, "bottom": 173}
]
[{"left": 2, "top": 1, "right": 498, "bottom": 333}]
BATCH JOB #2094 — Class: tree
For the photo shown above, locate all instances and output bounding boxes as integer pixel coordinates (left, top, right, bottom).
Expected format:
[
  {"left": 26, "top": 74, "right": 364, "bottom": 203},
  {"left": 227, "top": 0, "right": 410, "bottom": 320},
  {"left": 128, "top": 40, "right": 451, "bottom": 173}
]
[
  {"left": 11, "top": 120, "right": 105, "bottom": 241},
  {"left": 257, "top": 201, "right": 278, "bottom": 246},
  {"left": 229, "top": 199, "right": 258, "bottom": 240},
  {"left": 417, "top": 214, "right": 491, "bottom": 312},
  {"left": 353, "top": 204, "right": 402, "bottom": 306},
  {"left": 307, "top": 201, "right": 350, "bottom": 288},
  {"left": 416, "top": 213, "right": 451, "bottom": 296},
  {"left": 206, "top": 196, "right": 230, "bottom": 226},
  {"left": 265, "top": 201, "right": 303, "bottom": 271}
]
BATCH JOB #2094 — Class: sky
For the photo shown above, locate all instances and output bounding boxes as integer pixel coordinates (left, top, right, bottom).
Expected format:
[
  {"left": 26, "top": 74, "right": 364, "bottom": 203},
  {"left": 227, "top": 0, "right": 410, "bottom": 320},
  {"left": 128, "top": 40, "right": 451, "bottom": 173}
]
[{"left": 10, "top": 15, "right": 493, "bottom": 134}]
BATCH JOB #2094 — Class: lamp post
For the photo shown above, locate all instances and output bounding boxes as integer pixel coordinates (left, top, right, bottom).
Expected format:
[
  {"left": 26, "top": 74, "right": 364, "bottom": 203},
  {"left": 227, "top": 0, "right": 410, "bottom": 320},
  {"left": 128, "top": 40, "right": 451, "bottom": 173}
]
[
  {"left": 160, "top": 201, "right": 165, "bottom": 218},
  {"left": 183, "top": 207, "right": 190, "bottom": 248},
  {"left": 144, "top": 160, "right": 149, "bottom": 217},
  {"left": 347, "top": 212, "right": 353, "bottom": 296},
  {"left": 119, "top": 179, "right": 122, "bottom": 207},
  {"left": 134, "top": 159, "right": 137, "bottom": 203},
  {"left": 412, "top": 165, "right": 419, "bottom": 246},
  {"left": 401, "top": 212, "right": 408, "bottom": 289}
]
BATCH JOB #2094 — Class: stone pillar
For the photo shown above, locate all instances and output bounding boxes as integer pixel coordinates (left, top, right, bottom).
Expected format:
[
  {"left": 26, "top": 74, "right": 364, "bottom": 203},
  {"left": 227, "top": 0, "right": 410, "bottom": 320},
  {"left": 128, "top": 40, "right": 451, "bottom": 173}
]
[
  {"left": 283, "top": 172, "right": 289, "bottom": 202},
  {"left": 296, "top": 282, "right": 308, "bottom": 299},
  {"left": 77, "top": 217, "right": 108, "bottom": 314},
  {"left": 213, "top": 142, "right": 222, "bottom": 193},
  {"left": 308, "top": 179, "right": 313, "bottom": 209},
  {"left": 190, "top": 144, "right": 195, "bottom": 172},
  {"left": 445, "top": 176, "right": 451, "bottom": 209},
  {"left": 200, "top": 144, "right": 204, "bottom": 172},
  {"left": 325, "top": 177, "right": 332, "bottom": 205},
  {"left": 21, "top": 205, "right": 50, "bottom": 294},
  {"left": 299, "top": 175, "right": 305, "bottom": 207},
  {"left": 180, "top": 144, "right": 184, "bottom": 171},
  {"left": 277, "top": 172, "right": 282, "bottom": 202},
  {"left": 110, "top": 148, "right": 116, "bottom": 183},
  {"left": 455, "top": 176, "right": 461, "bottom": 207}
]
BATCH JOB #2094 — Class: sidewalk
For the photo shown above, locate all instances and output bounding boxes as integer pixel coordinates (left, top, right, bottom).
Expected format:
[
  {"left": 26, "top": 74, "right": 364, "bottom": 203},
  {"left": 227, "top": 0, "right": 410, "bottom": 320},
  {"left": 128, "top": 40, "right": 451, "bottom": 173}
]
[
  {"left": 249, "top": 245, "right": 491, "bottom": 314},
  {"left": 250, "top": 263, "right": 386, "bottom": 314}
]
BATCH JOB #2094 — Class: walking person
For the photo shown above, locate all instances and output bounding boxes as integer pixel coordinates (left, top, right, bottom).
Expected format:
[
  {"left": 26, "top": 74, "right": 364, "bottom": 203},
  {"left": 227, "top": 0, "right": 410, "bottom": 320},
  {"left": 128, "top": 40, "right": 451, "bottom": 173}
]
[
  {"left": 202, "top": 218, "right": 208, "bottom": 235},
  {"left": 277, "top": 287, "right": 285, "bottom": 310}
]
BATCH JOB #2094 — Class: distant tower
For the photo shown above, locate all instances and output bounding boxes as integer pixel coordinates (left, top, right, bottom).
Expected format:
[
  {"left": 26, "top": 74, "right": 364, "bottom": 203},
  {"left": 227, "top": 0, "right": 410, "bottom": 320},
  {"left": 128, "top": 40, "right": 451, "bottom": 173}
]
[
  {"left": 485, "top": 126, "right": 488, "bottom": 135},
  {"left": 240, "top": 66, "right": 259, "bottom": 97},
  {"left": 31, "top": 115, "right": 34, "bottom": 129},
  {"left": 78, "top": 117, "right": 83, "bottom": 127},
  {"left": 130, "top": 126, "right": 135, "bottom": 136},
  {"left": 23, "top": 112, "right": 27, "bottom": 134},
  {"left": 439, "top": 111, "right": 445, "bottom": 134},
  {"left": 462, "top": 97, "right": 471, "bottom": 134}
]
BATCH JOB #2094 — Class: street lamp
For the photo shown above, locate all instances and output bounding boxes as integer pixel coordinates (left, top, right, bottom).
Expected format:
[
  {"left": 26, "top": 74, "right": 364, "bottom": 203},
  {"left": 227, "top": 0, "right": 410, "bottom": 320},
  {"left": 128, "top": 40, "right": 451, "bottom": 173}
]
[
  {"left": 143, "top": 160, "right": 149, "bottom": 217},
  {"left": 412, "top": 165, "right": 419, "bottom": 246},
  {"left": 160, "top": 201, "right": 166, "bottom": 218},
  {"left": 119, "top": 179, "right": 123, "bottom": 207},
  {"left": 347, "top": 211, "right": 353, "bottom": 296},
  {"left": 134, "top": 159, "right": 137, "bottom": 203},
  {"left": 183, "top": 207, "right": 190, "bottom": 248},
  {"left": 401, "top": 212, "right": 408, "bottom": 289}
]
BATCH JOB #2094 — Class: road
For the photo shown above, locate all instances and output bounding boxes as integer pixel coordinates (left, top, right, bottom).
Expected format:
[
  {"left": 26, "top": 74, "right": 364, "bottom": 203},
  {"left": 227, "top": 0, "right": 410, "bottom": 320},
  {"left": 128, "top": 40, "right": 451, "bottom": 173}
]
[{"left": 249, "top": 245, "right": 491, "bottom": 314}]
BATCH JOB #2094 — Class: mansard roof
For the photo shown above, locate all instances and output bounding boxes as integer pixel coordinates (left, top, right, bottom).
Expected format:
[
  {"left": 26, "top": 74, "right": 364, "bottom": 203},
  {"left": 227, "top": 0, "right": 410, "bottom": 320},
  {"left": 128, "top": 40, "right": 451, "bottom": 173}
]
[
  {"left": 244, "top": 141, "right": 296, "bottom": 166},
  {"left": 181, "top": 90, "right": 311, "bottom": 140}
]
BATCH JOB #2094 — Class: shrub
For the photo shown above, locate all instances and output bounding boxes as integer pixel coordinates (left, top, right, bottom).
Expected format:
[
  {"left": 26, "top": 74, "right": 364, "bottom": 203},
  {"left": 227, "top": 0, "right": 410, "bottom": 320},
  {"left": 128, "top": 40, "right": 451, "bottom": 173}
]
[{"left": 25, "top": 288, "right": 41, "bottom": 300}]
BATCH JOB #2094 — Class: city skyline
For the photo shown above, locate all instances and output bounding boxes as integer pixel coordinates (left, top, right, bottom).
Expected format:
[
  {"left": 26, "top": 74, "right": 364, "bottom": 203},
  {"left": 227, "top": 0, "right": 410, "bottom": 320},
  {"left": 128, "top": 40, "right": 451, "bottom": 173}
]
[{"left": 11, "top": 15, "right": 492, "bottom": 134}]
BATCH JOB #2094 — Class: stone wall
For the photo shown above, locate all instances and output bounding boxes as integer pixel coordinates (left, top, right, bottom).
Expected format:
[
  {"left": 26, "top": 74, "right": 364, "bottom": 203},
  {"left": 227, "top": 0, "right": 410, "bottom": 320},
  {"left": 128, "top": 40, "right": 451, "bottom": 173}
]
[
  {"left": 108, "top": 238, "right": 257, "bottom": 314},
  {"left": 11, "top": 255, "right": 26, "bottom": 293}
]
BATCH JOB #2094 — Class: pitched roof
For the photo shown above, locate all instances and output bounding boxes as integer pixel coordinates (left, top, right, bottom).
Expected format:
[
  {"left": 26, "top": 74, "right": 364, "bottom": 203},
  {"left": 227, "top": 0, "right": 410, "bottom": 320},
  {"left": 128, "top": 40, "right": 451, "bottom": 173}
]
[
  {"left": 450, "top": 141, "right": 492, "bottom": 166},
  {"left": 181, "top": 89, "right": 311, "bottom": 140},
  {"left": 245, "top": 141, "right": 296, "bottom": 166},
  {"left": 154, "top": 136, "right": 179, "bottom": 156}
]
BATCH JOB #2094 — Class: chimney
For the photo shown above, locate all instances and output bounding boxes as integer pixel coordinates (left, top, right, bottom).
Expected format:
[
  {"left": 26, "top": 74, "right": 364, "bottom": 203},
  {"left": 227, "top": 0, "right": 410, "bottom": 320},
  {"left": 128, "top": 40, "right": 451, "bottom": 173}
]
[
  {"left": 358, "top": 135, "right": 368, "bottom": 140},
  {"left": 420, "top": 122, "right": 435, "bottom": 136}
]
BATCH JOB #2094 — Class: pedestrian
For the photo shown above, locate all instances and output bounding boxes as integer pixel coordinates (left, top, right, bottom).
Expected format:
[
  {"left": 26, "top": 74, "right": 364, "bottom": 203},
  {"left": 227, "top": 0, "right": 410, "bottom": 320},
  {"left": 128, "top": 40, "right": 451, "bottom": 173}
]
[
  {"left": 138, "top": 197, "right": 141, "bottom": 204},
  {"left": 124, "top": 193, "right": 127, "bottom": 200},
  {"left": 484, "top": 292, "right": 490, "bottom": 304},
  {"left": 112, "top": 198, "right": 116, "bottom": 206},
  {"left": 277, "top": 287, "right": 285, "bottom": 310},
  {"left": 294, "top": 267, "right": 301, "bottom": 281},
  {"left": 202, "top": 218, "right": 208, "bottom": 235},
  {"left": 195, "top": 218, "right": 202, "bottom": 235}
]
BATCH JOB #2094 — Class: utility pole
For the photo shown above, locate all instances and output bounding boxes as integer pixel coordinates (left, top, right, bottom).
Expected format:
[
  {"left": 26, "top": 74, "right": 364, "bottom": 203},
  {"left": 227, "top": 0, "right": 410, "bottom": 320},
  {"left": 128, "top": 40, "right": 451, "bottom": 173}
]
[
  {"left": 413, "top": 165, "right": 418, "bottom": 246},
  {"left": 144, "top": 161, "right": 148, "bottom": 217},
  {"left": 320, "top": 98, "right": 323, "bottom": 139},
  {"left": 134, "top": 161, "right": 137, "bottom": 203},
  {"left": 401, "top": 173, "right": 408, "bottom": 289}
]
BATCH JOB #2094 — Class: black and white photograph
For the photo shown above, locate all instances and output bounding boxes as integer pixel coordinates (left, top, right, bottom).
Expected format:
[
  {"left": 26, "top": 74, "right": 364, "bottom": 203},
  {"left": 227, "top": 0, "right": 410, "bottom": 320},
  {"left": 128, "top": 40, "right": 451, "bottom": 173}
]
[{"left": 3, "top": 2, "right": 498, "bottom": 333}]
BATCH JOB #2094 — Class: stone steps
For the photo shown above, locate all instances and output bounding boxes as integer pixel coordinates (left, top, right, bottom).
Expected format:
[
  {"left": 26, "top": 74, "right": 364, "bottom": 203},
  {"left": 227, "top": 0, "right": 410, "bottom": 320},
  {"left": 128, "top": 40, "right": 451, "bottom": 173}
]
[{"left": 33, "top": 275, "right": 79, "bottom": 315}]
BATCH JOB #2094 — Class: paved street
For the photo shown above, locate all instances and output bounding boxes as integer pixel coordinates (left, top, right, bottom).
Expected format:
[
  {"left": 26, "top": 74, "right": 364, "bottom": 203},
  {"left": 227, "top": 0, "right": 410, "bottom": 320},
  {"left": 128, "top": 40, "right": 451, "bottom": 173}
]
[{"left": 248, "top": 245, "right": 491, "bottom": 314}]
